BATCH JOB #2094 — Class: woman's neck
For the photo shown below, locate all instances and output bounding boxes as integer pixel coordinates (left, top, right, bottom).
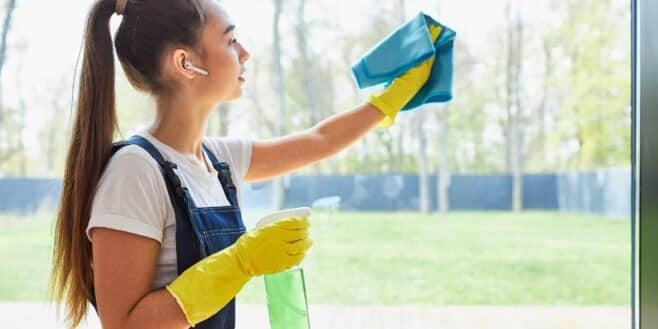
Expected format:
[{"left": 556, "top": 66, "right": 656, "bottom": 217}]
[{"left": 150, "top": 95, "right": 216, "bottom": 164}]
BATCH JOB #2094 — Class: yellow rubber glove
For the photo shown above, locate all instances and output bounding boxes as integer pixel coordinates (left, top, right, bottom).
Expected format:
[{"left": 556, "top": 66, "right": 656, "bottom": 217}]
[
  {"left": 367, "top": 24, "right": 443, "bottom": 127},
  {"left": 165, "top": 217, "right": 312, "bottom": 326}
]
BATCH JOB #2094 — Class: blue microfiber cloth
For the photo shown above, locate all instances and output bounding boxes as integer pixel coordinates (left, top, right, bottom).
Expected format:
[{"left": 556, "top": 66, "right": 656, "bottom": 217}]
[{"left": 351, "top": 12, "right": 456, "bottom": 111}]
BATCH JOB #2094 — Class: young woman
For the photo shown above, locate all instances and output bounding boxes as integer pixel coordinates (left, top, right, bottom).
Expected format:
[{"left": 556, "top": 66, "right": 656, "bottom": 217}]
[{"left": 49, "top": 0, "right": 439, "bottom": 328}]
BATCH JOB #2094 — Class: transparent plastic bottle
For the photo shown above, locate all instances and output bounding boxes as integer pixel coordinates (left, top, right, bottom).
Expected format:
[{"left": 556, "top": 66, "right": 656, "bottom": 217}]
[{"left": 264, "top": 266, "right": 311, "bottom": 329}]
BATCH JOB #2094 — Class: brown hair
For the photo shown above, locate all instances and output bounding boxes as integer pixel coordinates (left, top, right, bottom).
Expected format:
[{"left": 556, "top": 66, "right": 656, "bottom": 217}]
[{"left": 49, "top": 0, "right": 206, "bottom": 327}]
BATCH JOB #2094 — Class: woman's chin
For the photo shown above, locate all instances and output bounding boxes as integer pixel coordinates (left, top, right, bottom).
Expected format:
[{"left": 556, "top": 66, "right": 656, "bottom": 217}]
[
  {"left": 214, "top": 81, "right": 244, "bottom": 102},
  {"left": 227, "top": 88, "right": 243, "bottom": 101}
]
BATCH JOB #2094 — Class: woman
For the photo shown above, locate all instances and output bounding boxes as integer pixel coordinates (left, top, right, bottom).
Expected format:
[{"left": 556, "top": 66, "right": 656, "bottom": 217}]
[{"left": 49, "top": 0, "right": 439, "bottom": 328}]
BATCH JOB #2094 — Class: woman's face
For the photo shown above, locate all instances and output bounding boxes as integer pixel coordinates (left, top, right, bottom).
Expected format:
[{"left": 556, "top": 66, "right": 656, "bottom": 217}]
[{"left": 194, "top": 1, "right": 250, "bottom": 102}]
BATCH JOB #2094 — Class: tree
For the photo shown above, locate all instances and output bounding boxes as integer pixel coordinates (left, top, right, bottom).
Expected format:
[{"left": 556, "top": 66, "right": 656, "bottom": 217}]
[
  {"left": 0, "top": 0, "right": 16, "bottom": 115},
  {"left": 506, "top": 0, "right": 524, "bottom": 212},
  {"left": 43, "top": 75, "right": 71, "bottom": 175},
  {"left": 546, "top": 0, "right": 630, "bottom": 169},
  {"left": 436, "top": 104, "right": 450, "bottom": 213},
  {"left": 272, "top": 0, "right": 286, "bottom": 208},
  {"left": 13, "top": 40, "right": 27, "bottom": 175},
  {"left": 0, "top": 0, "right": 18, "bottom": 167},
  {"left": 294, "top": 0, "right": 319, "bottom": 126},
  {"left": 243, "top": 56, "right": 278, "bottom": 137}
]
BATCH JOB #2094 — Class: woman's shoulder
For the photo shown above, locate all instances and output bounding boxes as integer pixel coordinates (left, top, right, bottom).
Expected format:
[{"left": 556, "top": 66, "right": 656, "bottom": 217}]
[
  {"left": 203, "top": 136, "right": 252, "bottom": 178},
  {"left": 203, "top": 136, "right": 250, "bottom": 160},
  {"left": 103, "top": 144, "right": 162, "bottom": 179},
  {"left": 90, "top": 144, "right": 170, "bottom": 244}
]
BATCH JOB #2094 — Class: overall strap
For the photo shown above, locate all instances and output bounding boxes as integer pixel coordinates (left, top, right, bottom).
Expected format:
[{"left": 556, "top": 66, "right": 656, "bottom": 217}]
[
  {"left": 93, "top": 135, "right": 195, "bottom": 310},
  {"left": 202, "top": 144, "right": 238, "bottom": 207},
  {"left": 113, "top": 136, "right": 186, "bottom": 200},
  {"left": 111, "top": 136, "right": 202, "bottom": 272}
]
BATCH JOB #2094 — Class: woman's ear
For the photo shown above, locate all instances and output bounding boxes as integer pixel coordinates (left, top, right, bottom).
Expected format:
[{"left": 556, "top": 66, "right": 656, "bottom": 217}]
[{"left": 171, "top": 48, "right": 197, "bottom": 79}]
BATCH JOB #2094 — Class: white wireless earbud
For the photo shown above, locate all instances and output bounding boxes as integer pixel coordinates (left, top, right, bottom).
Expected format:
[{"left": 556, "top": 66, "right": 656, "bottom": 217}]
[{"left": 183, "top": 59, "right": 209, "bottom": 76}]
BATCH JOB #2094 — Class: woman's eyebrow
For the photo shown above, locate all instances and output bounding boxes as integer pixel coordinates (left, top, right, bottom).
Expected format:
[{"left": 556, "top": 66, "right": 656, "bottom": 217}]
[{"left": 224, "top": 24, "right": 236, "bottom": 35}]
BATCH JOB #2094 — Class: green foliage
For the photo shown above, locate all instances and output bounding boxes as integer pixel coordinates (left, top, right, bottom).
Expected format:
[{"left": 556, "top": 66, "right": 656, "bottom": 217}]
[
  {"left": 0, "top": 0, "right": 631, "bottom": 176},
  {"left": 544, "top": 0, "right": 631, "bottom": 170}
]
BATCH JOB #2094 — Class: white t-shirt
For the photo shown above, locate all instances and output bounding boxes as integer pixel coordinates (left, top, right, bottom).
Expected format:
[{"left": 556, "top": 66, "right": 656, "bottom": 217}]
[{"left": 86, "top": 130, "right": 252, "bottom": 289}]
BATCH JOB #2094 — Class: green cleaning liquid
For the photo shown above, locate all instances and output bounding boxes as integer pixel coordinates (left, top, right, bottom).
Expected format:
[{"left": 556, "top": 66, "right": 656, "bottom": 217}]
[{"left": 264, "top": 267, "right": 311, "bottom": 329}]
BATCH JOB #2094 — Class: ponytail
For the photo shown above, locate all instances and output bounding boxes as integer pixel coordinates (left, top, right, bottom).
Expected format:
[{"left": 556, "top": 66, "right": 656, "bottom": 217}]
[
  {"left": 49, "top": 0, "right": 206, "bottom": 326},
  {"left": 49, "top": 0, "right": 118, "bottom": 327}
]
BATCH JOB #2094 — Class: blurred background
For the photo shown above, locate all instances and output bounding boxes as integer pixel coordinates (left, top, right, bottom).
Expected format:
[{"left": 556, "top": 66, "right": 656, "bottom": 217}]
[{"left": 0, "top": 0, "right": 631, "bottom": 328}]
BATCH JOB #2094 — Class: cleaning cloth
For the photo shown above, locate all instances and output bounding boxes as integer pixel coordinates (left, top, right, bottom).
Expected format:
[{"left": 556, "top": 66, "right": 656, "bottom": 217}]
[{"left": 352, "top": 12, "right": 456, "bottom": 111}]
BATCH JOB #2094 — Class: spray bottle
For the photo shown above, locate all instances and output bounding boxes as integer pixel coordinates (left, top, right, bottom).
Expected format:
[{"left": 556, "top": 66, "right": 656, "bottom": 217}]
[{"left": 256, "top": 207, "right": 313, "bottom": 329}]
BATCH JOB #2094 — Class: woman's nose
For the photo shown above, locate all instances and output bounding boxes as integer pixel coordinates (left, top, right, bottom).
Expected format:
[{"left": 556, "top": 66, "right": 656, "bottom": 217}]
[{"left": 239, "top": 43, "right": 250, "bottom": 63}]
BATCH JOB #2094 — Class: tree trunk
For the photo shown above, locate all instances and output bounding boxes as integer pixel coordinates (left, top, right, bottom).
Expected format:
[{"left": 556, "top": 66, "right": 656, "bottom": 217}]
[
  {"left": 513, "top": 2, "right": 524, "bottom": 213},
  {"left": 538, "top": 38, "right": 552, "bottom": 165},
  {"left": 295, "top": 0, "right": 319, "bottom": 126},
  {"left": 433, "top": 1, "right": 449, "bottom": 214},
  {"left": 0, "top": 0, "right": 17, "bottom": 165},
  {"left": 403, "top": 0, "right": 431, "bottom": 213},
  {"left": 214, "top": 103, "right": 230, "bottom": 136},
  {"left": 505, "top": 2, "right": 514, "bottom": 175},
  {"left": 246, "top": 59, "right": 277, "bottom": 136},
  {"left": 16, "top": 55, "right": 26, "bottom": 175},
  {"left": 272, "top": 0, "right": 286, "bottom": 209},
  {"left": 506, "top": 0, "right": 524, "bottom": 212},
  {"left": 392, "top": 0, "right": 406, "bottom": 174},
  {"left": 45, "top": 77, "right": 69, "bottom": 174},
  {"left": 0, "top": 0, "right": 17, "bottom": 121},
  {"left": 295, "top": 0, "right": 323, "bottom": 174},
  {"left": 437, "top": 105, "right": 450, "bottom": 214},
  {"left": 417, "top": 113, "right": 430, "bottom": 213}
]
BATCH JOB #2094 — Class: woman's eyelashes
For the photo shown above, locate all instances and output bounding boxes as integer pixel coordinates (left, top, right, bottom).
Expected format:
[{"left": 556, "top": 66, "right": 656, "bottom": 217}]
[{"left": 228, "top": 31, "right": 239, "bottom": 45}]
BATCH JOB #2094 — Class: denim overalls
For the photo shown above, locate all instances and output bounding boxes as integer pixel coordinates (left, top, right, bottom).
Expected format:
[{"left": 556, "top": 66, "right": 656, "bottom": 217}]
[{"left": 90, "top": 135, "right": 246, "bottom": 329}]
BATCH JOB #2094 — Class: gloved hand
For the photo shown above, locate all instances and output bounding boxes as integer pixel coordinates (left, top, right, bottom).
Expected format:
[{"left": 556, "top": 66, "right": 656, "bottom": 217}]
[
  {"left": 367, "top": 24, "right": 443, "bottom": 127},
  {"left": 166, "top": 217, "right": 312, "bottom": 326}
]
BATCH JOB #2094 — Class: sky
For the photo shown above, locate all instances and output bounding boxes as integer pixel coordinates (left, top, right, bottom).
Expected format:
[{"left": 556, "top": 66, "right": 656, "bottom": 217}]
[
  {"left": 0, "top": 0, "right": 545, "bottom": 157},
  {"left": 2, "top": 0, "right": 527, "bottom": 102}
]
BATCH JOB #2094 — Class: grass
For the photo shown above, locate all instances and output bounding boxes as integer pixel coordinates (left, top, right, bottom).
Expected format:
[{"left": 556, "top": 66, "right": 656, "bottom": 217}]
[
  {"left": 0, "top": 212, "right": 56, "bottom": 301},
  {"left": 0, "top": 210, "right": 631, "bottom": 305}
]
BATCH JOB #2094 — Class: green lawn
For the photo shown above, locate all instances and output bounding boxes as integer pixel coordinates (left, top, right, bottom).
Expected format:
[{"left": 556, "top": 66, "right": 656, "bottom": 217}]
[{"left": 0, "top": 211, "right": 631, "bottom": 305}]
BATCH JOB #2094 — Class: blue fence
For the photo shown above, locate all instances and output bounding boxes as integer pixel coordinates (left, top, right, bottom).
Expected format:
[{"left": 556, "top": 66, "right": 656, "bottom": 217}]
[
  {"left": 556, "top": 168, "right": 631, "bottom": 218},
  {"left": 0, "top": 178, "right": 62, "bottom": 213},
  {"left": 0, "top": 168, "right": 631, "bottom": 218}
]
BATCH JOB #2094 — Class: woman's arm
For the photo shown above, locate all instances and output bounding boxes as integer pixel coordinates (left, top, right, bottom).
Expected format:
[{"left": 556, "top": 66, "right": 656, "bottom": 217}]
[
  {"left": 243, "top": 23, "right": 441, "bottom": 183},
  {"left": 243, "top": 102, "right": 384, "bottom": 183},
  {"left": 90, "top": 228, "right": 189, "bottom": 329}
]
